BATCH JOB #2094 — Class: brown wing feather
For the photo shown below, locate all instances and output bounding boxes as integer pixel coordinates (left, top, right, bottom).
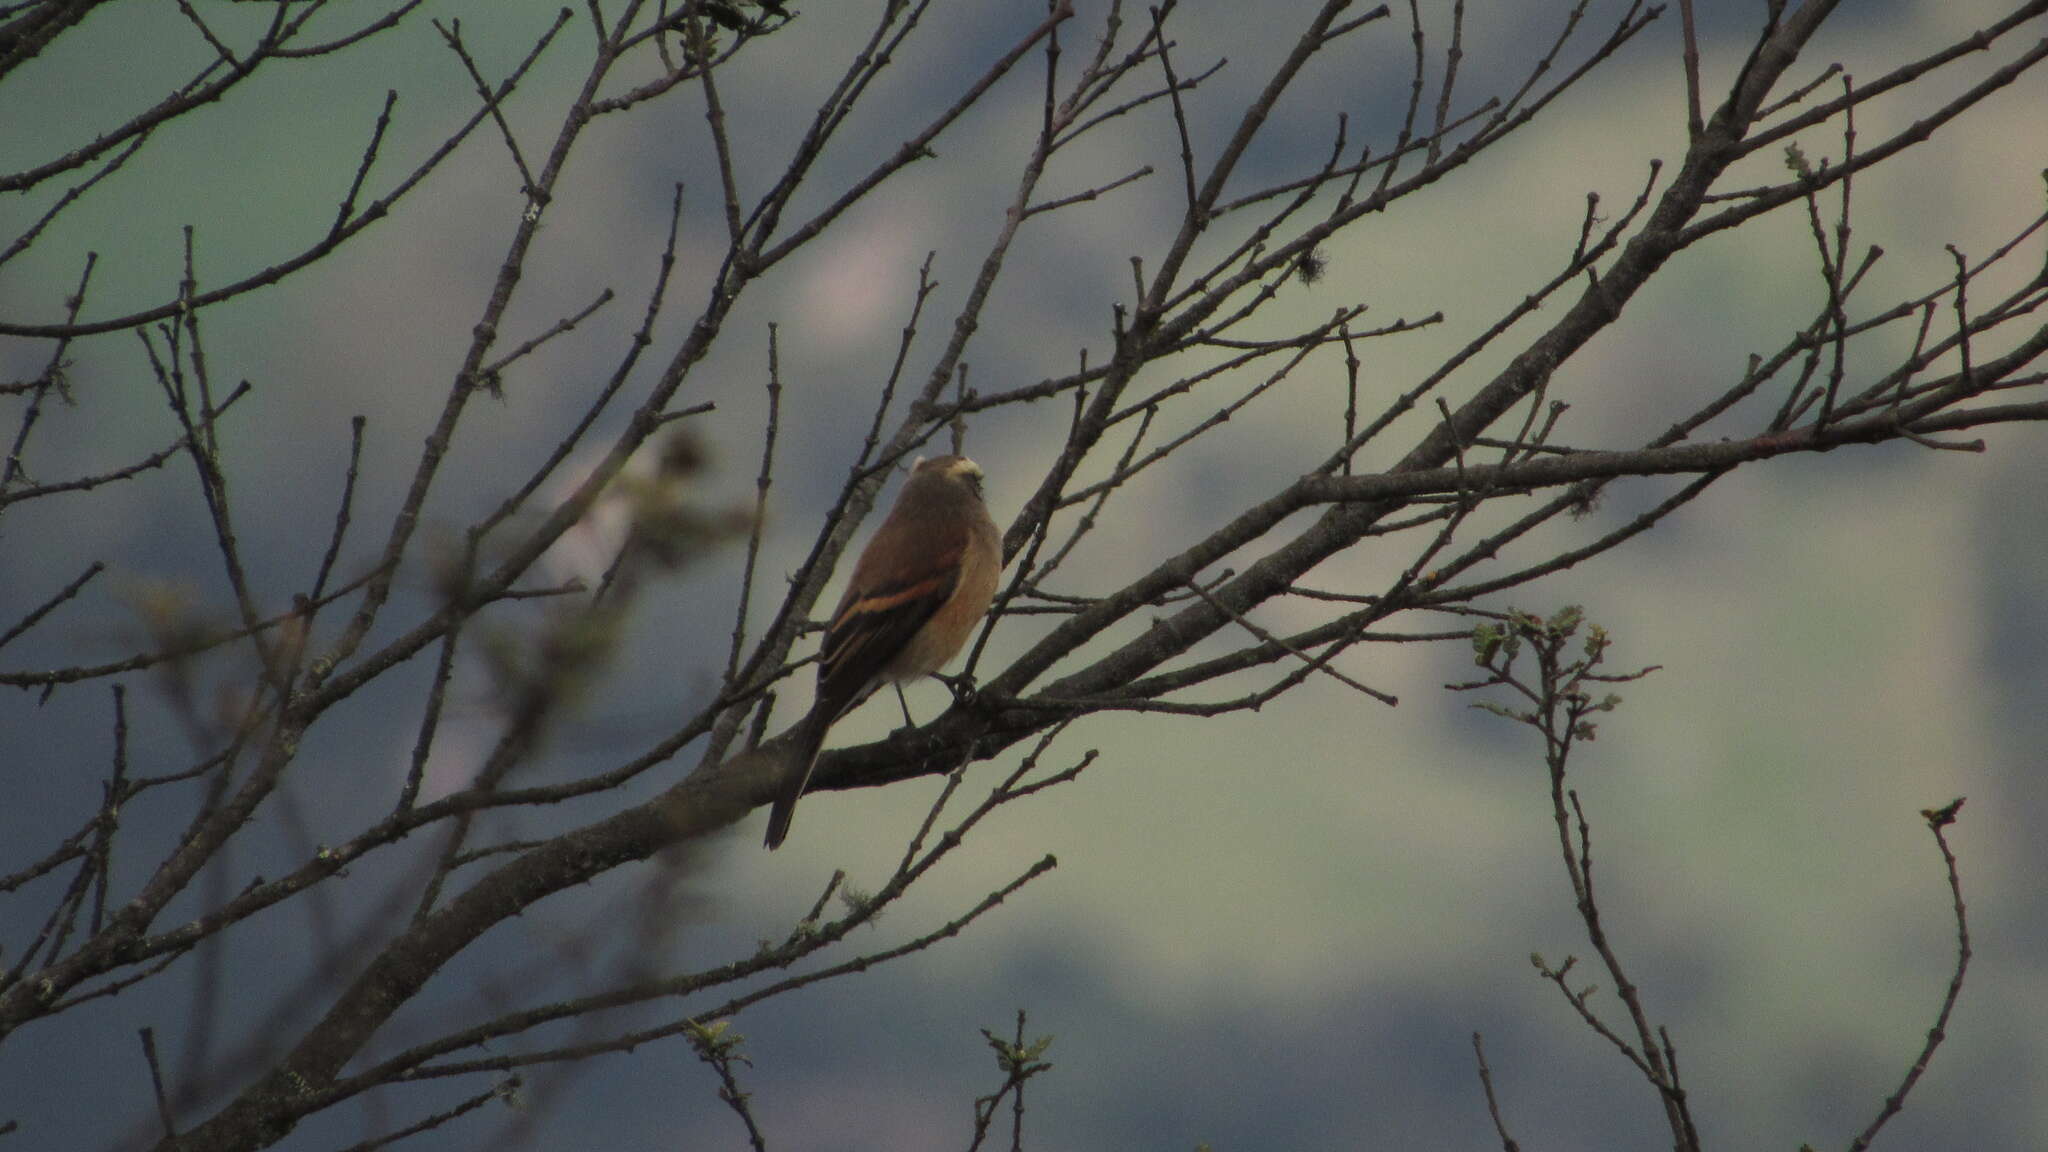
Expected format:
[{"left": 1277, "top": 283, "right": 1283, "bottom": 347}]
[{"left": 813, "top": 507, "right": 967, "bottom": 720}]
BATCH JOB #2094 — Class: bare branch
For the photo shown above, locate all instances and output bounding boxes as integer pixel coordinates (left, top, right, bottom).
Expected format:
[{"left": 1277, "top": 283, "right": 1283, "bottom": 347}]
[{"left": 1846, "top": 800, "right": 1974, "bottom": 1152}]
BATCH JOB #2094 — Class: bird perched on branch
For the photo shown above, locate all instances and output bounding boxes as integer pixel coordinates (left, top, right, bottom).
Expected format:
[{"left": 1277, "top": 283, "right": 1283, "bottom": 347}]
[{"left": 764, "top": 454, "right": 1001, "bottom": 849}]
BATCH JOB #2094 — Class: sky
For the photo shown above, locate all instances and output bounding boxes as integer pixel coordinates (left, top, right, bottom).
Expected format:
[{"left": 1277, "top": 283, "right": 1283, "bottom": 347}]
[{"left": 3, "top": 2, "right": 2046, "bottom": 1150}]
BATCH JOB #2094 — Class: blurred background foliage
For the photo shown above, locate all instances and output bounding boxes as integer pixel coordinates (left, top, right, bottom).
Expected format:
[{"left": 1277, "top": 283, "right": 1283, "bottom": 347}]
[{"left": 2, "top": 1, "right": 2045, "bottom": 1148}]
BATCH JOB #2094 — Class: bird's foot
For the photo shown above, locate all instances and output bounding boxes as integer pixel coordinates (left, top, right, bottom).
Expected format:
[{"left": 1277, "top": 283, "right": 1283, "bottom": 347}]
[{"left": 932, "top": 671, "right": 980, "bottom": 708}]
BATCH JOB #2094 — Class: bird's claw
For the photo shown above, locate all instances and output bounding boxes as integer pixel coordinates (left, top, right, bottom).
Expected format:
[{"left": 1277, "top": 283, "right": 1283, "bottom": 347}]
[{"left": 933, "top": 671, "right": 980, "bottom": 707}]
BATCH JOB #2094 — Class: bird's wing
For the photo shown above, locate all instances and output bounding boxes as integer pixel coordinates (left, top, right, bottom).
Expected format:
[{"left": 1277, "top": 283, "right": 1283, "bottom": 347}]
[{"left": 815, "top": 527, "right": 964, "bottom": 719}]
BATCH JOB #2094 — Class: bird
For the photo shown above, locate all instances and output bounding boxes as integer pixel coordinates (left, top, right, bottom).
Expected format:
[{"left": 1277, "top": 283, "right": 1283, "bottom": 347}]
[{"left": 763, "top": 454, "right": 1002, "bottom": 849}]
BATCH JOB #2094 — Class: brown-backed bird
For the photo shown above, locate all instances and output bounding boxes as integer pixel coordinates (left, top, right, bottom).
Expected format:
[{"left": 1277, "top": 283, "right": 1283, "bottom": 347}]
[{"left": 764, "top": 454, "right": 1001, "bottom": 849}]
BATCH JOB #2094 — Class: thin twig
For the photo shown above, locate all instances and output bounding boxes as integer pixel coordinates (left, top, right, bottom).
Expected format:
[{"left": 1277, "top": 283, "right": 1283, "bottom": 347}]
[
  {"left": 1471, "top": 1032, "right": 1521, "bottom": 1152},
  {"left": 1847, "top": 800, "right": 1973, "bottom": 1152}
]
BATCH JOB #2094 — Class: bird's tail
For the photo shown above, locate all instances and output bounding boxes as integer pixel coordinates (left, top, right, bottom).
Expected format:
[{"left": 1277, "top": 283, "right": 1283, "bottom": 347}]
[{"left": 763, "top": 710, "right": 831, "bottom": 850}]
